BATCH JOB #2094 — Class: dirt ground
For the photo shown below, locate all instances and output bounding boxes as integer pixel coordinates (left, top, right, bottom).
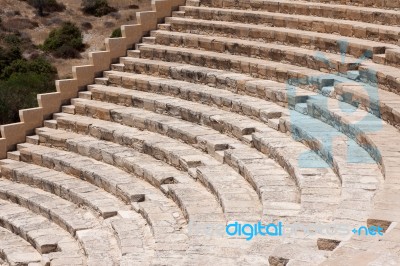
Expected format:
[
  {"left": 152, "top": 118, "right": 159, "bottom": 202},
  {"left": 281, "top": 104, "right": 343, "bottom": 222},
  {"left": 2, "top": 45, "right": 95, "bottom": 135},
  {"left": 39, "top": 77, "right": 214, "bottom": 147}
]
[{"left": 0, "top": 0, "right": 151, "bottom": 78}]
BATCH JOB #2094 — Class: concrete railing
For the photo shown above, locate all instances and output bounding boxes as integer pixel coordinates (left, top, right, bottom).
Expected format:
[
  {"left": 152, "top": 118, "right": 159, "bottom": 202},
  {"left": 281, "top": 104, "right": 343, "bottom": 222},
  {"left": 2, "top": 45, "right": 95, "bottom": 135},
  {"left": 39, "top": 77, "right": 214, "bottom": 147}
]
[{"left": 0, "top": 0, "right": 185, "bottom": 159}]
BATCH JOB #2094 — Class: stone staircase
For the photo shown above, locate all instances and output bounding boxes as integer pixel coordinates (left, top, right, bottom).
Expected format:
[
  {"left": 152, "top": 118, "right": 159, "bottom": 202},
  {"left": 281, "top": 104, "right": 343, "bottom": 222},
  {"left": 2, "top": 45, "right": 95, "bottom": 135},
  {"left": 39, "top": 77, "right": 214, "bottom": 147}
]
[{"left": 0, "top": 0, "right": 399, "bottom": 265}]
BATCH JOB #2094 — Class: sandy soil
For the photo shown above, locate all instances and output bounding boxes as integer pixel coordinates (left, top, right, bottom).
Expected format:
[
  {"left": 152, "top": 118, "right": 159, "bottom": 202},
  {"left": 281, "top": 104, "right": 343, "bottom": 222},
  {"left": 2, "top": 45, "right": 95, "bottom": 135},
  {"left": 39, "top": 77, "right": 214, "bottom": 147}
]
[{"left": 0, "top": 0, "right": 151, "bottom": 78}]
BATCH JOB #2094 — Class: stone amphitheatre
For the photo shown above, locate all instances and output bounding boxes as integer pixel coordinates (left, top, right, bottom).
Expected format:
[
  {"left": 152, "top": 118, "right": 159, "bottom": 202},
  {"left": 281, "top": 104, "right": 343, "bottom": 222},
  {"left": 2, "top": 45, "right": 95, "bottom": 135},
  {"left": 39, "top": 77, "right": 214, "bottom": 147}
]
[{"left": 1, "top": 0, "right": 400, "bottom": 265}]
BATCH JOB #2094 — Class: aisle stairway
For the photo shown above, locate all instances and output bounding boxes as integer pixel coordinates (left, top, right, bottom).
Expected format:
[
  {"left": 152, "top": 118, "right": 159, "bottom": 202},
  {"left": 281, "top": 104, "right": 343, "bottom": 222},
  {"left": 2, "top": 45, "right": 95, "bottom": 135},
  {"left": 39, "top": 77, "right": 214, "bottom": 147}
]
[{"left": 0, "top": 0, "right": 400, "bottom": 265}]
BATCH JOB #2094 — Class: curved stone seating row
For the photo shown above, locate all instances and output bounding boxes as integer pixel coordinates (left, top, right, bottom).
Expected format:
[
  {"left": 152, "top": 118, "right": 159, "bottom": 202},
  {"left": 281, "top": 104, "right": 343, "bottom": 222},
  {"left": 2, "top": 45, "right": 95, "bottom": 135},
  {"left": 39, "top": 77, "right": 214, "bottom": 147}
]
[
  {"left": 52, "top": 106, "right": 264, "bottom": 222},
  {"left": 110, "top": 55, "right": 397, "bottom": 227},
  {"left": 182, "top": 6, "right": 400, "bottom": 44},
  {"left": 0, "top": 160, "right": 126, "bottom": 219},
  {"left": 127, "top": 44, "right": 389, "bottom": 183},
  {"left": 138, "top": 42, "right": 400, "bottom": 126},
  {"left": 302, "top": 0, "right": 400, "bottom": 9},
  {"left": 138, "top": 43, "right": 338, "bottom": 86},
  {"left": 56, "top": 104, "right": 332, "bottom": 261},
  {"left": 28, "top": 126, "right": 285, "bottom": 262},
  {"left": 91, "top": 76, "right": 380, "bottom": 224},
  {"left": 0, "top": 158, "right": 158, "bottom": 264},
  {"left": 70, "top": 92, "right": 353, "bottom": 224},
  {"left": 195, "top": 0, "right": 400, "bottom": 26},
  {"left": 108, "top": 58, "right": 382, "bottom": 224},
  {"left": 116, "top": 44, "right": 394, "bottom": 233},
  {"left": 151, "top": 30, "right": 360, "bottom": 74},
  {"left": 143, "top": 31, "right": 400, "bottom": 132},
  {"left": 34, "top": 118, "right": 327, "bottom": 264},
  {"left": 166, "top": 17, "right": 394, "bottom": 58},
  {"left": 0, "top": 178, "right": 121, "bottom": 265},
  {"left": 16, "top": 143, "right": 189, "bottom": 264},
  {"left": 149, "top": 30, "right": 400, "bottom": 125},
  {"left": 69, "top": 97, "right": 307, "bottom": 211},
  {"left": 163, "top": 14, "right": 400, "bottom": 93},
  {"left": 0, "top": 0, "right": 398, "bottom": 263},
  {"left": 96, "top": 72, "right": 380, "bottom": 184},
  {"left": 0, "top": 198, "right": 85, "bottom": 265},
  {"left": 0, "top": 226, "right": 42, "bottom": 266},
  {"left": 53, "top": 112, "right": 304, "bottom": 221},
  {"left": 35, "top": 125, "right": 252, "bottom": 222},
  {"left": 118, "top": 57, "right": 312, "bottom": 108}
]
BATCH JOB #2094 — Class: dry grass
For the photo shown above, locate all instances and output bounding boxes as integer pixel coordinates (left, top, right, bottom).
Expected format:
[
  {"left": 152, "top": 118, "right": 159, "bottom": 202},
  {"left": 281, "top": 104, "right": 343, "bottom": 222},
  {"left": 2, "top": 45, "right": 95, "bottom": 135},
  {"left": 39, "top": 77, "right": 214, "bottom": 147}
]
[{"left": 0, "top": 0, "right": 152, "bottom": 78}]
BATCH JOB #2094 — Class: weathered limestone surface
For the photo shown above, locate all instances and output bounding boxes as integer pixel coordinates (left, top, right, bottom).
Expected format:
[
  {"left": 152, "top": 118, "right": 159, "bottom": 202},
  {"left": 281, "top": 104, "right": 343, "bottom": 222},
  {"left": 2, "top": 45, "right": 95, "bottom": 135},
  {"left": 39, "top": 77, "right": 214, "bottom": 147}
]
[{"left": 0, "top": 0, "right": 400, "bottom": 264}]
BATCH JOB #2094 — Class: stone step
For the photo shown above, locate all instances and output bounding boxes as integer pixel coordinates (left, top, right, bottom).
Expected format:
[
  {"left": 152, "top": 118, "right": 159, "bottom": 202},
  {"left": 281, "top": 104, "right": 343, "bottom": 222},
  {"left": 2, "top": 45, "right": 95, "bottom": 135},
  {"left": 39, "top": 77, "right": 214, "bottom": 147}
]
[
  {"left": 385, "top": 48, "right": 400, "bottom": 67},
  {"left": 294, "top": 103, "right": 308, "bottom": 115},
  {"left": 43, "top": 120, "right": 57, "bottom": 129},
  {"left": 0, "top": 160, "right": 157, "bottom": 263},
  {"left": 172, "top": 10, "right": 186, "bottom": 17},
  {"left": 127, "top": 49, "right": 141, "bottom": 58},
  {"left": 70, "top": 95, "right": 346, "bottom": 221},
  {"left": 0, "top": 178, "right": 121, "bottom": 264},
  {"left": 83, "top": 83, "right": 353, "bottom": 184},
  {"left": 132, "top": 41, "right": 400, "bottom": 128},
  {"left": 78, "top": 91, "right": 92, "bottom": 100},
  {"left": 138, "top": 44, "right": 342, "bottom": 89},
  {"left": 138, "top": 43, "right": 400, "bottom": 100},
  {"left": 182, "top": 6, "right": 400, "bottom": 44},
  {"left": 53, "top": 107, "right": 263, "bottom": 222},
  {"left": 0, "top": 160, "right": 126, "bottom": 218},
  {"left": 6, "top": 151, "right": 20, "bottom": 161},
  {"left": 53, "top": 113, "right": 304, "bottom": 221},
  {"left": 305, "top": 94, "right": 400, "bottom": 182},
  {"left": 142, "top": 37, "right": 156, "bottom": 44},
  {"left": 157, "top": 23, "right": 171, "bottom": 31},
  {"left": 97, "top": 70, "right": 384, "bottom": 224},
  {"left": 35, "top": 126, "right": 229, "bottom": 225},
  {"left": 0, "top": 178, "right": 100, "bottom": 236},
  {"left": 194, "top": 0, "right": 400, "bottom": 26},
  {"left": 373, "top": 54, "right": 387, "bottom": 65},
  {"left": 118, "top": 57, "right": 314, "bottom": 107},
  {"left": 150, "top": 30, "right": 360, "bottom": 74},
  {"left": 91, "top": 75, "right": 287, "bottom": 122},
  {"left": 0, "top": 198, "right": 84, "bottom": 263},
  {"left": 32, "top": 127, "right": 270, "bottom": 260},
  {"left": 26, "top": 135, "right": 39, "bottom": 145},
  {"left": 111, "top": 211, "right": 155, "bottom": 264},
  {"left": 119, "top": 55, "right": 400, "bottom": 132},
  {"left": 16, "top": 143, "right": 189, "bottom": 260},
  {"left": 167, "top": 17, "right": 391, "bottom": 58},
  {"left": 301, "top": 0, "right": 400, "bottom": 9},
  {"left": 0, "top": 227, "right": 42, "bottom": 265}
]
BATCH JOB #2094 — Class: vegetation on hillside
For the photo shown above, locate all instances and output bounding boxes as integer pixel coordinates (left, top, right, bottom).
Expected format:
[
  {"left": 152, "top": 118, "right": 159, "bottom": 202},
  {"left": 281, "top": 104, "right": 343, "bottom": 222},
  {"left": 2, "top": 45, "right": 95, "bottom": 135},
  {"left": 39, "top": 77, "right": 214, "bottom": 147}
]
[
  {"left": 42, "top": 22, "right": 85, "bottom": 58},
  {"left": 23, "top": 0, "right": 65, "bottom": 16},
  {"left": 0, "top": 34, "right": 57, "bottom": 125},
  {"left": 82, "top": 0, "right": 117, "bottom": 17},
  {"left": 110, "top": 27, "right": 122, "bottom": 38}
]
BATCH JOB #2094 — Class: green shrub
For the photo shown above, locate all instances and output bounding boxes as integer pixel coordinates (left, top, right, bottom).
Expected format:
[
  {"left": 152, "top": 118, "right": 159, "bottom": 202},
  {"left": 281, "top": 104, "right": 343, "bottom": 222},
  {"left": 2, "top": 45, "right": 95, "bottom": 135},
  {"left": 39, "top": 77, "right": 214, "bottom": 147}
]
[
  {"left": 0, "top": 55, "right": 56, "bottom": 124},
  {"left": 1, "top": 57, "right": 56, "bottom": 80},
  {"left": 25, "top": 0, "right": 65, "bottom": 16},
  {"left": 110, "top": 27, "right": 122, "bottom": 38},
  {"left": 0, "top": 72, "right": 55, "bottom": 124},
  {"left": 82, "top": 0, "right": 117, "bottom": 17},
  {"left": 0, "top": 46, "right": 22, "bottom": 74},
  {"left": 3, "top": 34, "right": 22, "bottom": 46},
  {"left": 42, "top": 22, "right": 84, "bottom": 58}
]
